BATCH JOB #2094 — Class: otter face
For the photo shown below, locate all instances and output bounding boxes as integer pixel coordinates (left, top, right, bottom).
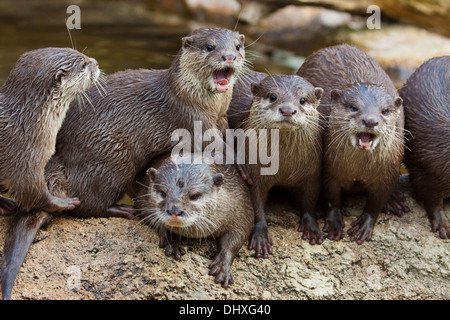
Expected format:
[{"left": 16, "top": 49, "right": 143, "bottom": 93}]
[
  {"left": 50, "top": 48, "right": 100, "bottom": 99},
  {"left": 4, "top": 48, "right": 101, "bottom": 106},
  {"left": 248, "top": 75, "right": 323, "bottom": 130},
  {"left": 145, "top": 160, "right": 224, "bottom": 236},
  {"left": 329, "top": 85, "right": 402, "bottom": 151},
  {"left": 181, "top": 27, "right": 245, "bottom": 93}
]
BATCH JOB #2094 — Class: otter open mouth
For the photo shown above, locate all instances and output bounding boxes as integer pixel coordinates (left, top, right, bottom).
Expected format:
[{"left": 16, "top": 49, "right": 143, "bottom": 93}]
[
  {"left": 355, "top": 132, "right": 377, "bottom": 150},
  {"left": 213, "top": 67, "right": 233, "bottom": 92}
]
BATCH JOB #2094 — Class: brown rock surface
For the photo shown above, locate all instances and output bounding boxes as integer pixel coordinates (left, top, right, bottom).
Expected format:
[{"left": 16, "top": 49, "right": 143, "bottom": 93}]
[{"left": 1, "top": 183, "right": 448, "bottom": 300}]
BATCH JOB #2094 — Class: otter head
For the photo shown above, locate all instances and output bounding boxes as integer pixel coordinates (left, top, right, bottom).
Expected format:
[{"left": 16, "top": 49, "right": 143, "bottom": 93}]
[
  {"left": 329, "top": 84, "right": 403, "bottom": 151},
  {"left": 2, "top": 47, "right": 100, "bottom": 108},
  {"left": 179, "top": 27, "right": 245, "bottom": 94},
  {"left": 145, "top": 157, "right": 224, "bottom": 236},
  {"left": 247, "top": 75, "right": 323, "bottom": 131}
]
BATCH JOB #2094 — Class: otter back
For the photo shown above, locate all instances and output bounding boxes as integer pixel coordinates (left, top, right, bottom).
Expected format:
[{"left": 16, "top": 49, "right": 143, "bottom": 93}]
[{"left": 401, "top": 55, "right": 450, "bottom": 239}]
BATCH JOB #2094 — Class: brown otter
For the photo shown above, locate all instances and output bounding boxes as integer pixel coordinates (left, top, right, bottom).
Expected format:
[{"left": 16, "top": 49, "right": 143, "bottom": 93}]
[
  {"left": 1, "top": 27, "right": 246, "bottom": 299},
  {"left": 297, "top": 44, "right": 405, "bottom": 243},
  {"left": 134, "top": 154, "right": 254, "bottom": 288},
  {"left": 0, "top": 47, "right": 99, "bottom": 213},
  {"left": 227, "top": 73, "right": 324, "bottom": 257},
  {"left": 401, "top": 56, "right": 450, "bottom": 239}
]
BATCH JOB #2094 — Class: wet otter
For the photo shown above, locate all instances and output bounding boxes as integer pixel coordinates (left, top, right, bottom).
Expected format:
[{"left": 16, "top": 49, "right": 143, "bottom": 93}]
[
  {"left": 297, "top": 44, "right": 405, "bottom": 243},
  {"left": 401, "top": 56, "right": 450, "bottom": 239},
  {"left": 228, "top": 73, "right": 324, "bottom": 257},
  {"left": 0, "top": 47, "right": 99, "bottom": 213},
  {"left": 135, "top": 154, "right": 254, "bottom": 288},
  {"left": 1, "top": 27, "right": 246, "bottom": 299}
]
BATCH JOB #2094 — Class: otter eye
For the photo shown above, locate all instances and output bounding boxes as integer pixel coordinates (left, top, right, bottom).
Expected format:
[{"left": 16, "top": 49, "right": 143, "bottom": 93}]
[
  {"left": 206, "top": 45, "right": 215, "bottom": 52},
  {"left": 190, "top": 193, "right": 202, "bottom": 201},
  {"left": 269, "top": 94, "right": 277, "bottom": 103},
  {"left": 382, "top": 108, "right": 390, "bottom": 115},
  {"left": 300, "top": 98, "right": 307, "bottom": 105},
  {"left": 157, "top": 190, "right": 166, "bottom": 199},
  {"left": 349, "top": 104, "right": 359, "bottom": 112}
]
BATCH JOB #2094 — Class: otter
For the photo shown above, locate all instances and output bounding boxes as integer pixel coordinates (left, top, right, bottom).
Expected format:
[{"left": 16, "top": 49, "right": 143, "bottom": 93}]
[
  {"left": 134, "top": 154, "right": 254, "bottom": 288},
  {"left": 401, "top": 56, "right": 450, "bottom": 239},
  {"left": 1, "top": 27, "right": 246, "bottom": 299},
  {"left": 297, "top": 44, "right": 405, "bottom": 243},
  {"left": 227, "top": 73, "right": 324, "bottom": 257},
  {"left": 0, "top": 47, "right": 99, "bottom": 213}
]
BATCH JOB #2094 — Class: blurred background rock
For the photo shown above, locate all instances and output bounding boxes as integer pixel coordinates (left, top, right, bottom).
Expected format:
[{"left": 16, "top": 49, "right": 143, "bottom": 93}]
[{"left": 0, "top": 0, "right": 449, "bottom": 87}]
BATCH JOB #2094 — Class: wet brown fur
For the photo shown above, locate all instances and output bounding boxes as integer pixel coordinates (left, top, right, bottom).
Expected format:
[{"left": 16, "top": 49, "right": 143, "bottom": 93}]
[
  {"left": 297, "top": 44, "right": 405, "bottom": 243},
  {"left": 135, "top": 155, "right": 254, "bottom": 288},
  {"left": 1, "top": 28, "right": 246, "bottom": 299},
  {"left": 228, "top": 72, "right": 324, "bottom": 256},
  {"left": 401, "top": 56, "right": 450, "bottom": 238},
  {"left": 0, "top": 47, "right": 99, "bottom": 212}
]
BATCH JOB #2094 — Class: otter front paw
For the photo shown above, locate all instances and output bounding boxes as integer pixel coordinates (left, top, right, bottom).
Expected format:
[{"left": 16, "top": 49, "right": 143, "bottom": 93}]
[
  {"left": 248, "top": 221, "right": 273, "bottom": 258},
  {"left": 347, "top": 212, "right": 376, "bottom": 244},
  {"left": 430, "top": 211, "right": 450, "bottom": 239},
  {"left": 298, "top": 214, "right": 323, "bottom": 245},
  {"left": 44, "top": 196, "right": 80, "bottom": 213},
  {"left": 106, "top": 204, "right": 136, "bottom": 219},
  {"left": 159, "top": 235, "right": 185, "bottom": 260},
  {"left": 208, "top": 254, "right": 234, "bottom": 288},
  {"left": 323, "top": 208, "right": 345, "bottom": 241},
  {"left": 382, "top": 190, "right": 410, "bottom": 217}
]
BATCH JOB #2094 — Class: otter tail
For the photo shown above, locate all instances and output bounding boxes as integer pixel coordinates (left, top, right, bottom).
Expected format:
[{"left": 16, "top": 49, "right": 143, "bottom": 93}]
[{"left": 1, "top": 208, "right": 53, "bottom": 300}]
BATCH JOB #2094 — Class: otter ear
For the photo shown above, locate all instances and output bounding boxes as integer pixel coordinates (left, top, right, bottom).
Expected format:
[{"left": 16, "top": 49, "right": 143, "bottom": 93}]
[
  {"left": 54, "top": 69, "right": 67, "bottom": 88},
  {"left": 314, "top": 87, "right": 323, "bottom": 100},
  {"left": 250, "top": 82, "right": 260, "bottom": 95},
  {"left": 330, "top": 89, "right": 342, "bottom": 102},
  {"left": 212, "top": 173, "right": 224, "bottom": 186},
  {"left": 146, "top": 168, "right": 158, "bottom": 183},
  {"left": 182, "top": 36, "right": 193, "bottom": 49},
  {"left": 393, "top": 97, "right": 403, "bottom": 109},
  {"left": 239, "top": 34, "right": 245, "bottom": 45}
]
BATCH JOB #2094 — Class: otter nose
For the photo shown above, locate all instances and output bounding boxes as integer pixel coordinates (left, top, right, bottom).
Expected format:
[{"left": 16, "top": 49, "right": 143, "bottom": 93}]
[
  {"left": 279, "top": 107, "right": 297, "bottom": 117},
  {"left": 167, "top": 209, "right": 184, "bottom": 217},
  {"left": 222, "top": 55, "right": 236, "bottom": 63},
  {"left": 362, "top": 118, "right": 379, "bottom": 128}
]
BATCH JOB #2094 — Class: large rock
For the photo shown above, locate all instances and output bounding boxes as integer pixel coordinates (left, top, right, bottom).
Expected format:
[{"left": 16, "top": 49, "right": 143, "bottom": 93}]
[
  {"left": 1, "top": 183, "right": 448, "bottom": 300},
  {"left": 255, "top": 5, "right": 358, "bottom": 54},
  {"left": 345, "top": 24, "right": 450, "bottom": 86}
]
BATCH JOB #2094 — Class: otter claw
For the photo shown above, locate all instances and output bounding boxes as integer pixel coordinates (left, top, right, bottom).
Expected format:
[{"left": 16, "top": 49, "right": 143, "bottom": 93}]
[
  {"left": 159, "top": 236, "right": 185, "bottom": 260},
  {"left": 248, "top": 222, "right": 273, "bottom": 258}
]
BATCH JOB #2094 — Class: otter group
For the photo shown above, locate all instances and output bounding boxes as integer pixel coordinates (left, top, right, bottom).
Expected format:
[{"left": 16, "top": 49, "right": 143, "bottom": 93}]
[{"left": 0, "top": 27, "right": 448, "bottom": 298}]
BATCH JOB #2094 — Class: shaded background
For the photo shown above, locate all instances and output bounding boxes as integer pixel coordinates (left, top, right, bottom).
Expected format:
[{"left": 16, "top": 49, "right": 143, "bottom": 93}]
[{"left": 1, "top": 0, "right": 449, "bottom": 87}]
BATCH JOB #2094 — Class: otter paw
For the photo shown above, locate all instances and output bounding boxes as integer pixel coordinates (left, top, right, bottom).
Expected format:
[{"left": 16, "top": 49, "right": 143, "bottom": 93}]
[
  {"left": 106, "top": 204, "right": 136, "bottom": 219},
  {"left": 45, "top": 197, "right": 80, "bottom": 213},
  {"left": 323, "top": 208, "right": 345, "bottom": 241},
  {"left": 159, "top": 236, "right": 185, "bottom": 260},
  {"left": 430, "top": 214, "right": 450, "bottom": 239},
  {"left": 248, "top": 223, "right": 273, "bottom": 258},
  {"left": 382, "top": 190, "right": 410, "bottom": 217},
  {"left": 0, "top": 196, "right": 16, "bottom": 215},
  {"left": 298, "top": 215, "right": 323, "bottom": 245},
  {"left": 347, "top": 213, "right": 376, "bottom": 244},
  {"left": 209, "top": 257, "right": 234, "bottom": 288}
]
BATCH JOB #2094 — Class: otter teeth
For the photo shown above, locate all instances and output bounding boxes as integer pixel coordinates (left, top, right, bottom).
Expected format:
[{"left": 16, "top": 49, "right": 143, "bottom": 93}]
[{"left": 359, "top": 138, "right": 373, "bottom": 148}]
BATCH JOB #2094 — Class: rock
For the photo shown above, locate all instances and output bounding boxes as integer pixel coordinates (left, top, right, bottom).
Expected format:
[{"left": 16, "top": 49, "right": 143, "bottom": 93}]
[
  {"left": 0, "top": 180, "right": 448, "bottom": 300},
  {"left": 255, "top": 5, "right": 357, "bottom": 54},
  {"left": 372, "top": 0, "right": 450, "bottom": 37},
  {"left": 345, "top": 24, "right": 450, "bottom": 86}
]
